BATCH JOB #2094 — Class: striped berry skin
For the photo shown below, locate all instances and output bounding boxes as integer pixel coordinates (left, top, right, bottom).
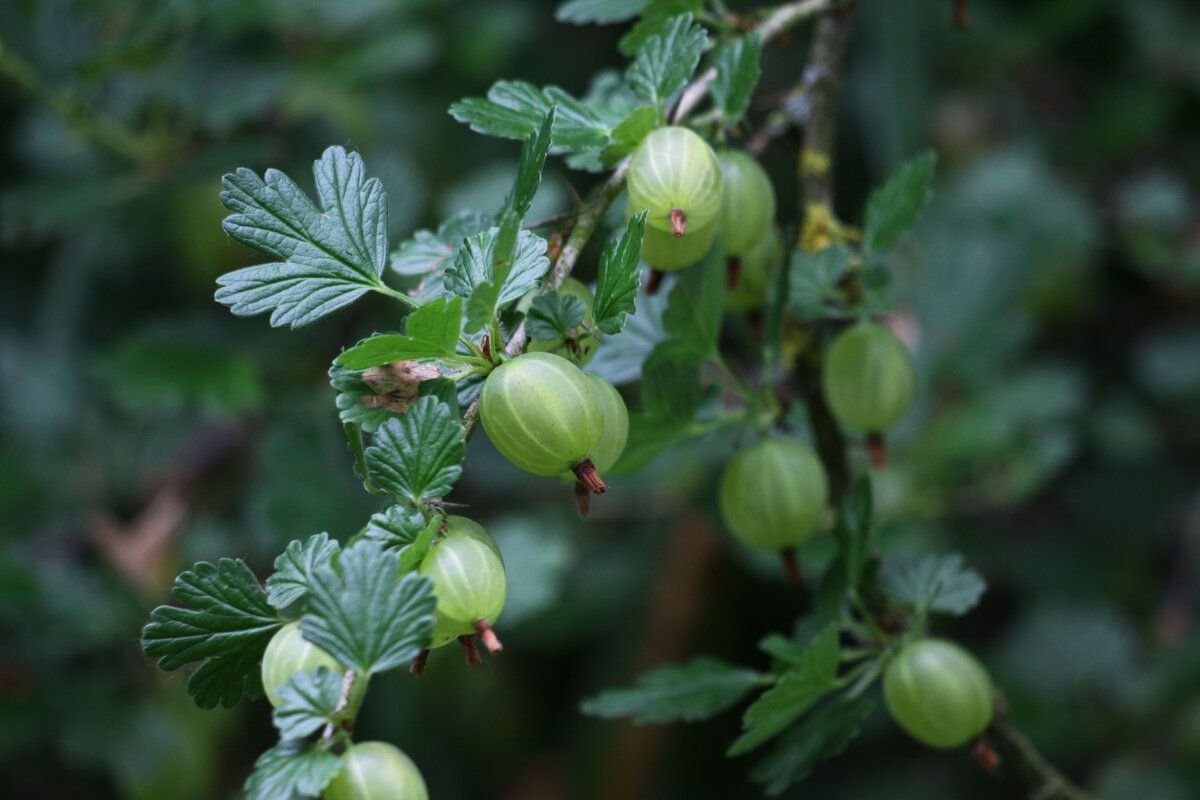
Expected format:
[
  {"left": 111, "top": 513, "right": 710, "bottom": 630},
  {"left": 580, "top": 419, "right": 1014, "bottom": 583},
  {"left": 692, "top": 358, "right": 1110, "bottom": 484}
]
[
  {"left": 638, "top": 216, "right": 718, "bottom": 272},
  {"left": 418, "top": 516, "right": 506, "bottom": 649},
  {"left": 627, "top": 126, "right": 723, "bottom": 237},
  {"left": 717, "top": 150, "right": 776, "bottom": 257},
  {"left": 884, "top": 639, "right": 994, "bottom": 749},
  {"left": 260, "top": 622, "right": 342, "bottom": 707},
  {"left": 718, "top": 438, "right": 829, "bottom": 550},
  {"left": 324, "top": 741, "right": 428, "bottom": 800},
  {"left": 480, "top": 352, "right": 604, "bottom": 477},
  {"left": 564, "top": 374, "right": 627, "bottom": 479},
  {"left": 822, "top": 321, "right": 916, "bottom": 435}
]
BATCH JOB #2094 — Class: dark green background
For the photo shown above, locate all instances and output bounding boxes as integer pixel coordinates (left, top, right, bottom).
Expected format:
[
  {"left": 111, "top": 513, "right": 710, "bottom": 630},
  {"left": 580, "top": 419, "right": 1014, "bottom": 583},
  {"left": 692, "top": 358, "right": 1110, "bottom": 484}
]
[{"left": 2, "top": 0, "right": 1198, "bottom": 797}]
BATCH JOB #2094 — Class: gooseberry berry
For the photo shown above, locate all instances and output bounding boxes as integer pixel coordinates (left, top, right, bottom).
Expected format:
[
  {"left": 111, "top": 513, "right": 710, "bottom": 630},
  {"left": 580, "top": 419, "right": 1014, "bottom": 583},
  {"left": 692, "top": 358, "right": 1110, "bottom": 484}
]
[
  {"left": 883, "top": 639, "right": 994, "bottom": 749},
  {"left": 822, "top": 320, "right": 916, "bottom": 435},
  {"left": 480, "top": 351, "right": 607, "bottom": 491},
  {"left": 716, "top": 150, "right": 776, "bottom": 257},
  {"left": 638, "top": 216, "right": 718, "bottom": 272},
  {"left": 627, "top": 126, "right": 723, "bottom": 237},
  {"left": 726, "top": 229, "right": 783, "bottom": 313},
  {"left": 561, "top": 374, "right": 628, "bottom": 481},
  {"left": 324, "top": 741, "right": 428, "bottom": 800},
  {"left": 261, "top": 621, "right": 342, "bottom": 708},
  {"left": 718, "top": 438, "right": 829, "bottom": 551},
  {"left": 527, "top": 278, "right": 599, "bottom": 364},
  {"left": 418, "top": 516, "right": 507, "bottom": 652}
]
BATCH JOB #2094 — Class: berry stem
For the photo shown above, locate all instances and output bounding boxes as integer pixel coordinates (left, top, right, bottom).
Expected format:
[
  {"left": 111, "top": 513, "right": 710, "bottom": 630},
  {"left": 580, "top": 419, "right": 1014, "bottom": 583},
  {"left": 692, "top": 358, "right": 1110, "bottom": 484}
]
[
  {"left": 780, "top": 547, "right": 805, "bottom": 584},
  {"left": 410, "top": 649, "right": 430, "bottom": 676},
  {"left": 669, "top": 208, "right": 688, "bottom": 237},
  {"left": 573, "top": 459, "right": 607, "bottom": 495},
  {"left": 458, "top": 635, "right": 482, "bottom": 667},
  {"left": 476, "top": 620, "right": 504, "bottom": 654},
  {"left": 573, "top": 481, "right": 591, "bottom": 518},
  {"left": 726, "top": 256, "right": 742, "bottom": 289},
  {"left": 866, "top": 433, "right": 887, "bottom": 468},
  {"left": 645, "top": 268, "right": 664, "bottom": 295}
]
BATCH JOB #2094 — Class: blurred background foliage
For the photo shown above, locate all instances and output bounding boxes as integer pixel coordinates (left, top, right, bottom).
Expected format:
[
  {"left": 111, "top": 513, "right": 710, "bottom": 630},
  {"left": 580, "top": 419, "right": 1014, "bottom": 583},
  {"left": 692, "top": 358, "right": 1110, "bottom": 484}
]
[{"left": 2, "top": 0, "right": 1199, "bottom": 797}]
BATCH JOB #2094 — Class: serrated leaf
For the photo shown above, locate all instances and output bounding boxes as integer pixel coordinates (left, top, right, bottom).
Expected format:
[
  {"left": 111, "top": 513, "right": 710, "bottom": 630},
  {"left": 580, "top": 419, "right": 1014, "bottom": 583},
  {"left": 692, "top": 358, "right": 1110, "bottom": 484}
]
[
  {"left": 449, "top": 80, "right": 609, "bottom": 151},
  {"left": 728, "top": 626, "right": 841, "bottom": 756},
  {"left": 363, "top": 506, "right": 441, "bottom": 573},
  {"left": 364, "top": 396, "right": 464, "bottom": 505},
  {"left": 216, "top": 146, "right": 390, "bottom": 328},
  {"left": 444, "top": 228, "right": 551, "bottom": 333},
  {"left": 390, "top": 211, "right": 491, "bottom": 277},
  {"left": 751, "top": 696, "right": 875, "bottom": 796},
  {"left": 593, "top": 211, "right": 648, "bottom": 335},
  {"left": 556, "top": 0, "right": 647, "bottom": 24},
  {"left": 618, "top": 0, "right": 703, "bottom": 56},
  {"left": 788, "top": 246, "right": 851, "bottom": 319},
  {"left": 336, "top": 296, "right": 464, "bottom": 370},
  {"left": 272, "top": 667, "right": 344, "bottom": 740},
  {"left": 142, "top": 559, "right": 281, "bottom": 709},
  {"left": 602, "top": 105, "right": 660, "bottom": 165},
  {"left": 881, "top": 553, "right": 985, "bottom": 617},
  {"left": 301, "top": 541, "right": 436, "bottom": 675},
  {"left": 244, "top": 740, "right": 341, "bottom": 800},
  {"left": 509, "top": 108, "right": 556, "bottom": 219},
  {"left": 712, "top": 33, "right": 762, "bottom": 128},
  {"left": 626, "top": 13, "right": 708, "bottom": 108},
  {"left": 267, "top": 534, "right": 341, "bottom": 610},
  {"left": 581, "top": 658, "right": 764, "bottom": 724},
  {"left": 661, "top": 239, "right": 726, "bottom": 356},
  {"left": 527, "top": 293, "right": 588, "bottom": 341},
  {"left": 331, "top": 366, "right": 446, "bottom": 434},
  {"left": 863, "top": 150, "right": 937, "bottom": 252}
]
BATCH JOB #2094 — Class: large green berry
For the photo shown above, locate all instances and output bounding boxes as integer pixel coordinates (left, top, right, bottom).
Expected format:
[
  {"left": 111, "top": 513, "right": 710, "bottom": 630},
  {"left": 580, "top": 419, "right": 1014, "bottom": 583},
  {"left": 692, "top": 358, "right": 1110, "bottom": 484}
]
[
  {"left": 823, "top": 321, "right": 916, "bottom": 434},
  {"left": 718, "top": 438, "right": 829, "bottom": 550},
  {"left": 324, "top": 741, "right": 428, "bottom": 800},
  {"left": 261, "top": 622, "right": 342, "bottom": 707},
  {"left": 627, "top": 126, "right": 723, "bottom": 237},
  {"left": 884, "top": 639, "right": 994, "bottom": 749},
  {"left": 480, "top": 352, "right": 604, "bottom": 477},
  {"left": 418, "top": 516, "right": 506, "bottom": 649},
  {"left": 727, "top": 229, "right": 783, "bottom": 313},
  {"left": 561, "top": 374, "right": 627, "bottom": 480},
  {"left": 717, "top": 150, "right": 776, "bottom": 257},
  {"left": 527, "top": 278, "right": 599, "bottom": 364},
  {"left": 638, "top": 216, "right": 718, "bottom": 272}
]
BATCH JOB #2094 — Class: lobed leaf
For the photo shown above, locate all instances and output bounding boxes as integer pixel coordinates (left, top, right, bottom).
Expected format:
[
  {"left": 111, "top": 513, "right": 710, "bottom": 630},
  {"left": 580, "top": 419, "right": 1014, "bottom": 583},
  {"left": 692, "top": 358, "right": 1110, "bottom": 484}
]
[
  {"left": 556, "top": 0, "right": 647, "bottom": 25},
  {"left": 271, "top": 668, "right": 345, "bottom": 741},
  {"left": 390, "top": 211, "right": 491, "bottom": 277},
  {"left": 266, "top": 533, "right": 342, "bottom": 610},
  {"left": 581, "top": 657, "right": 764, "bottom": 724},
  {"left": 626, "top": 13, "right": 708, "bottom": 109},
  {"left": 244, "top": 740, "right": 341, "bottom": 800},
  {"left": 363, "top": 505, "right": 441, "bottom": 573},
  {"left": 711, "top": 33, "right": 763, "bottom": 128},
  {"left": 592, "top": 211, "right": 648, "bottom": 335},
  {"left": 336, "top": 296, "right": 464, "bottom": 370},
  {"left": 527, "top": 292, "right": 588, "bottom": 341},
  {"left": 449, "top": 80, "right": 609, "bottom": 151},
  {"left": 364, "top": 396, "right": 464, "bottom": 505},
  {"left": 863, "top": 150, "right": 937, "bottom": 252},
  {"left": 750, "top": 696, "right": 875, "bottom": 796},
  {"left": 881, "top": 553, "right": 985, "bottom": 617}
]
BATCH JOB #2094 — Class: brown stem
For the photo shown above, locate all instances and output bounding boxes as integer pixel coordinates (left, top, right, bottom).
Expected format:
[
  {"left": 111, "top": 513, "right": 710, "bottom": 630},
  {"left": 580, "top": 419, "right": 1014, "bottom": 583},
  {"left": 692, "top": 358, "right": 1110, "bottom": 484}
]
[
  {"left": 573, "top": 481, "right": 592, "bottom": 518},
  {"left": 726, "top": 256, "right": 742, "bottom": 290},
  {"left": 992, "top": 720, "right": 1097, "bottom": 800},
  {"left": 866, "top": 432, "right": 887, "bottom": 468},
  {"left": 573, "top": 459, "right": 607, "bottom": 495},
  {"left": 645, "top": 268, "right": 664, "bottom": 295},
  {"left": 476, "top": 620, "right": 504, "bottom": 654},
  {"left": 971, "top": 736, "right": 1000, "bottom": 772},
  {"left": 410, "top": 649, "right": 430, "bottom": 676},
  {"left": 669, "top": 208, "right": 687, "bottom": 237},
  {"left": 953, "top": 0, "right": 971, "bottom": 30},
  {"left": 458, "top": 635, "right": 482, "bottom": 667},
  {"left": 780, "top": 547, "right": 805, "bottom": 585}
]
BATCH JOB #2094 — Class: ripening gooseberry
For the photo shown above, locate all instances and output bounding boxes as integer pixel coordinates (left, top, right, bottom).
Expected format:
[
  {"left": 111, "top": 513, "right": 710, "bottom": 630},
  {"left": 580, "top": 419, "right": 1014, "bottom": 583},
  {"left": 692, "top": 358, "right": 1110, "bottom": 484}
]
[
  {"left": 638, "top": 216, "right": 718, "bottom": 272},
  {"left": 627, "top": 126, "right": 723, "bottom": 237},
  {"left": 561, "top": 374, "right": 628, "bottom": 480},
  {"left": 883, "top": 639, "right": 994, "bottom": 749},
  {"left": 718, "top": 438, "right": 829, "bottom": 550},
  {"left": 324, "top": 741, "right": 428, "bottom": 800},
  {"left": 261, "top": 622, "right": 342, "bottom": 707},
  {"left": 822, "top": 321, "right": 916, "bottom": 434},
  {"left": 418, "top": 516, "right": 506, "bottom": 651},
  {"left": 716, "top": 150, "right": 776, "bottom": 257}
]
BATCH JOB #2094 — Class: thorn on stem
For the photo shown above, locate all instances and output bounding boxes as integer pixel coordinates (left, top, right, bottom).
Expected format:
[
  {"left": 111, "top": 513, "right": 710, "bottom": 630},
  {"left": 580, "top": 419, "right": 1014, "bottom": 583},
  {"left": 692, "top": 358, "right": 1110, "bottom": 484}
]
[
  {"left": 780, "top": 548, "right": 804, "bottom": 585},
  {"left": 866, "top": 433, "right": 887, "bottom": 468},
  {"left": 458, "top": 635, "right": 482, "bottom": 667},
  {"left": 573, "top": 459, "right": 607, "bottom": 495},
  {"left": 726, "top": 256, "right": 742, "bottom": 290},
  {"left": 410, "top": 649, "right": 430, "bottom": 676},
  {"left": 669, "top": 208, "right": 687, "bottom": 237},
  {"left": 645, "top": 268, "right": 664, "bottom": 295},
  {"left": 476, "top": 620, "right": 503, "bottom": 654},
  {"left": 573, "top": 481, "right": 591, "bottom": 518}
]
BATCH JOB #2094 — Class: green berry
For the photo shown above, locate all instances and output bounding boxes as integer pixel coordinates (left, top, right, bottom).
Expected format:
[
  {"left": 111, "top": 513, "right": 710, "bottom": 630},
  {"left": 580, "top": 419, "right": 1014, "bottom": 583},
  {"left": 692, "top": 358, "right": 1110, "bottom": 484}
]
[
  {"left": 480, "top": 352, "right": 605, "bottom": 477},
  {"left": 718, "top": 438, "right": 829, "bottom": 550},
  {"left": 638, "top": 215, "right": 718, "bottom": 272},
  {"left": 627, "top": 126, "right": 723, "bottom": 237},
  {"left": 527, "top": 278, "right": 600, "bottom": 365},
  {"left": 822, "top": 321, "right": 917, "bottom": 434},
  {"left": 261, "top": 622, "right": 342, "bottom": 707},
  {"left": 561, "top": 374, "right": 627, "bottom": 480},
  {"left": 884, "top": 639, "right": 994, "bottom": 749},
  {"left": 418, "top": 516, "right": 506, "bottom": 649},
  {"left": 717, "top": 150, "right": 776, "bottom": 257},
  {"left": 324, "top": 741, "right": 428, "bottom": 800},
  {"left": 727, "top": 229, "right": 783, "bottom": 313}
]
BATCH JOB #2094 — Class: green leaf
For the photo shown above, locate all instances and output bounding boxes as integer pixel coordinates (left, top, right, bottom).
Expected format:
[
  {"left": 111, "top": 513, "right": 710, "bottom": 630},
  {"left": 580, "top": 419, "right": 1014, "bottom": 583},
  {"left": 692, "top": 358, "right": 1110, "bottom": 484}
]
[
  {"left": 661, "top": 239, "right": 726, "bottom": 357},
  {"left": 556, "top": 0, "right": 647, "bottom": 24},
  {"left": 216, "top": 146, "right": 390, "bottom": 328},
  {"left": 363, "top": 506, "right": 441, "bottom": 573},
  {"left": 527, "top": 292, "right": 588, "bottom": 341},
  {"left": 641, "top": 343, "right": 705, "bottom": 420},
  {"left": 788, "top": 246, "right": 851, "bottom": 319},
  {"left": 751, "top": 696, "right": 875, "bottom": 796},
  {"left": 444, "top": 228, "right": 551, "bottom": 333},
  {"left": 142, "top": 559, "right": 281, "bottom": 709},
  {"left": 863, "top": 150, "right": 937, "bottom": 252},
  {"left": 619, "top": 0, "right": 703, "bottom": 56},
  {"left": 581, "top": 658, "right": 764, "bottom": 724},
  {"left": 711, "top": 33, "right": 762, "bottom": 128},
  {"left": 390, "top": 211, "right": 491, "bottom": 277},
  {"left": 881, "top": 553, "right": 985, "bottom": 617},
  {"left": 449, "top": 81, "right": 609, "bottom": 151},
  {"left": 244, "top": 740, "right": 341, "bottom": 800},
  {"left": 728, "top": 626, "right": 841, "bottom": 756},
  {"left": 336, "top": 296, "right": 464, "bottom": 369},
  {"left": 272, "top": 668, "right": 344, "bottom": 741},
  {"left": 266, "top": 533, "right": 341, "bottom": 610},
  {"left": 837, "top": 476, "right": 873, "bottom": 587},
  {"left": 626, "top": 13, "right": 708, "bottom": 108},
  {"left": 509, "top": 108, "right": 556, "bottom": 220},
  {"left": 602, "top": 105, "right": 660, "bottom": 165},
  {"left": 365, "top": 396, "right": 464, "bottom": 505},
  {"left": 301, "top": 540, "right": 436, "bottom": 675},
  {"left": 593, "top": 211, "right": 648, "bottom": 335}
]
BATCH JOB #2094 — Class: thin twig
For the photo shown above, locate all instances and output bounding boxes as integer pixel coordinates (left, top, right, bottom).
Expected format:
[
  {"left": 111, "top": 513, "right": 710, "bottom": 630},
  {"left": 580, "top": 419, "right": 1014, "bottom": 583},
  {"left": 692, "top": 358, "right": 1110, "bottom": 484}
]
[{"left": 994, "top": 721, "right": 1097, "bottom": 800}]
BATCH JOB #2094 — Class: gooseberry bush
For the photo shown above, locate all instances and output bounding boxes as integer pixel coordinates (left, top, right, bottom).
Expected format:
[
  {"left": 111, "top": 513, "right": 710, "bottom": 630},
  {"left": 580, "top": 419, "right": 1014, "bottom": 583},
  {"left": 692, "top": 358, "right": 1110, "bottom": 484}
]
[{"left": 139, "top": 2, "right": 1089, "bottom": 798}]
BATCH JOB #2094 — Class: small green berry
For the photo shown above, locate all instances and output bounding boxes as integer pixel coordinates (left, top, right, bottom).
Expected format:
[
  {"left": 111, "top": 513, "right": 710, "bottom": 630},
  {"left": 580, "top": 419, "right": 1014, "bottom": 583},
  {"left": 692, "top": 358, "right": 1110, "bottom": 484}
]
[
  {"left": 324, "top": 741, "right": 428, "bottom": 800},
  {"left": 261, "top": 622, "right": 342, "bottom": 707},
  {"left": 717, "top": 150, "right": 776, "bottom": 257},
  {"left": 718, "top": 438, "right": 829, "bottom": 550},
  {"left": 884, "top": 639, "right": 994, "bottom": 749},
  {"left": 823, "top": 321, "right": 916, "bottom": 434},
  {"left": 627, "top": 126, "right": 723, "bottom": 237},
  {"left": 418, "top": 516, "right": 506, "bottom": 650}
]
